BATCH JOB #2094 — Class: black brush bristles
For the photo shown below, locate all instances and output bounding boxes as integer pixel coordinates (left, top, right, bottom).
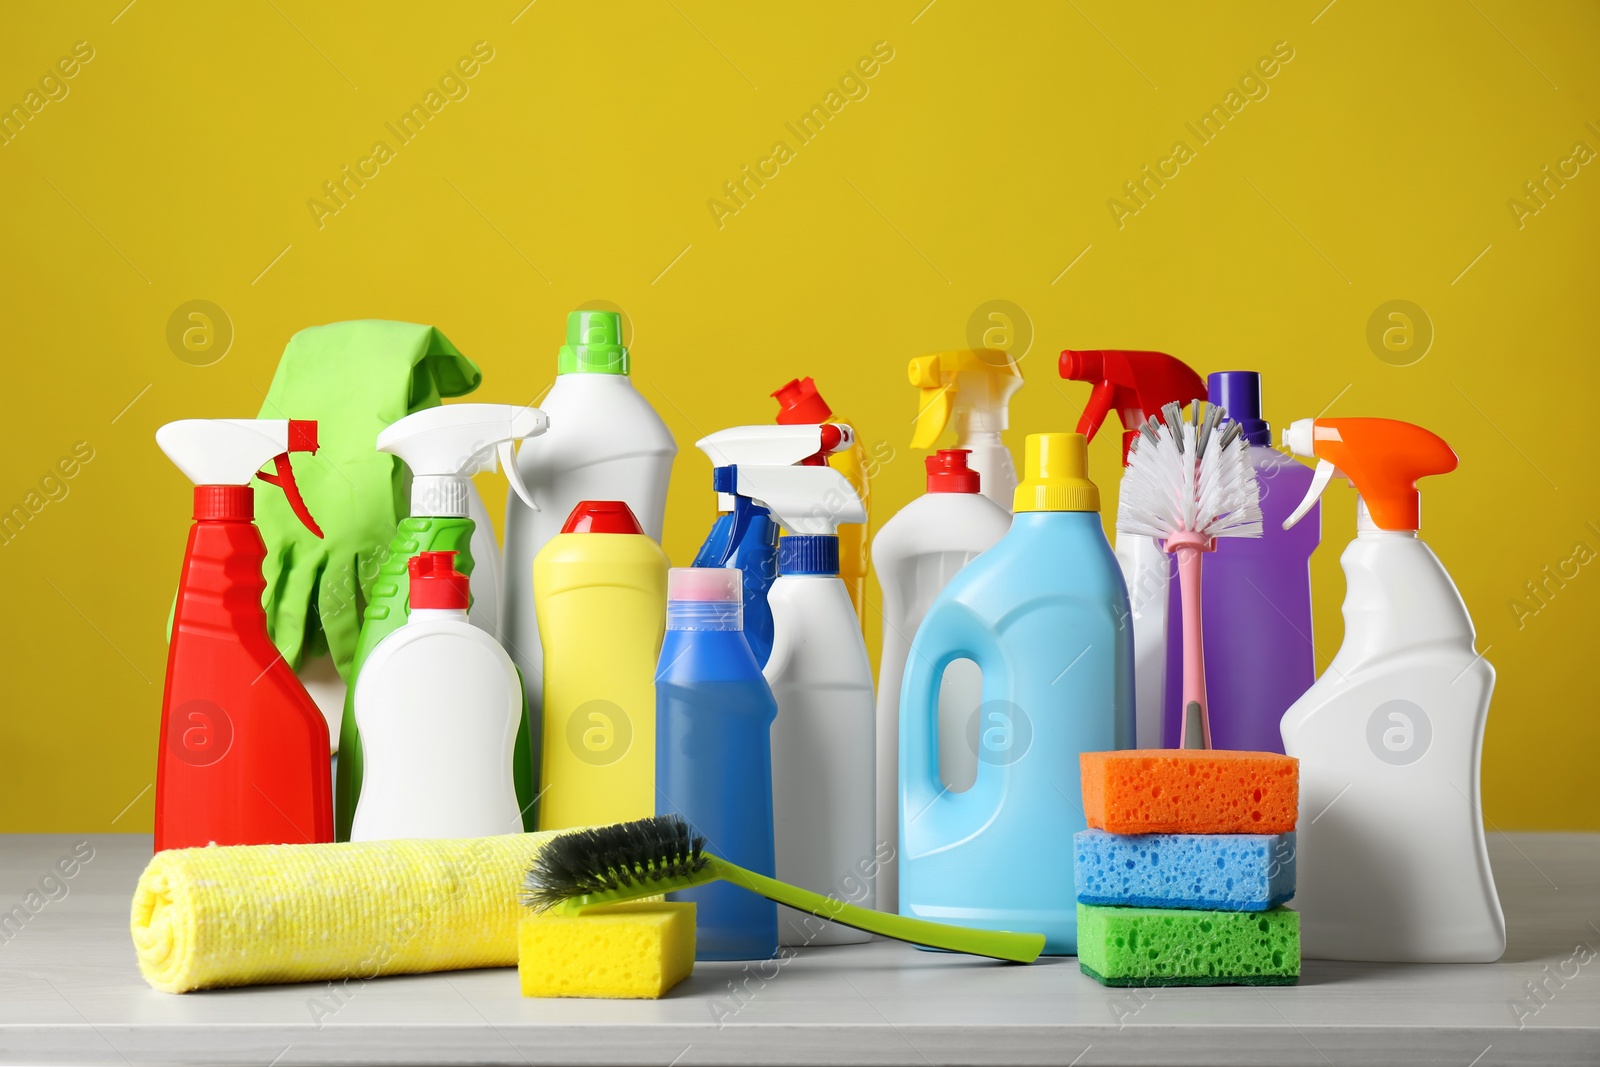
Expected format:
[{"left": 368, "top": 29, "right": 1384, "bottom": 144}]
[{"left": 521, "top": 815, "right": 710, "bottom": 912}]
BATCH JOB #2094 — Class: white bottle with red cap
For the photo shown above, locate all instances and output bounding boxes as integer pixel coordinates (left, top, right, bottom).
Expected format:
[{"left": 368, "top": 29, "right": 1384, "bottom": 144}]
[
  {"left": 869, "top": 449, "right": 1011, "bottom": 911},
  {"left": 349, "top": 550, "right": 524, "bottom": 842},
  {"left": 1279, "top": 417, "right": 1504, "bottom": 963}
]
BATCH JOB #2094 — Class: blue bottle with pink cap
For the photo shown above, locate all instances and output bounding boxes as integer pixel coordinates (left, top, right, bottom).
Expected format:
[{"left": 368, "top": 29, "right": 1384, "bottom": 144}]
[{"left": 655, "top": 567, "right": 779, "bottom": 961}]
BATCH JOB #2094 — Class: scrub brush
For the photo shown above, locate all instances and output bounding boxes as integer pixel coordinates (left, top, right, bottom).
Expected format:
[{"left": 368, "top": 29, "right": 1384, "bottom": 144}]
[
  {"left": 522, "top": 815, "right": 1045, "bottom": 963},
  {"left": 1117, "top": 401, "right": 1262, "bottom": 749}
]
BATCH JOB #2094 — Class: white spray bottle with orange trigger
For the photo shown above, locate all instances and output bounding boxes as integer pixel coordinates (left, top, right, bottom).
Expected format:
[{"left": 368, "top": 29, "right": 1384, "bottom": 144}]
[
  {"left": 908, "top": 350, "right": 1023, "bottom": 512},
  {"left": 1279, "top": 417, "right": 1504, "bottom": 962}
]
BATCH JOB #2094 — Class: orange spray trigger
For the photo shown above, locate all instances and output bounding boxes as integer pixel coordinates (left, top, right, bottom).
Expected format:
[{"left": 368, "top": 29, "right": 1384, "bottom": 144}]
[
  {"left": 1282, "top": 417, "right": 1457, "bottom": 532},
  {"left": 257, "top": 453, "right": 324, "bottom": 539}
]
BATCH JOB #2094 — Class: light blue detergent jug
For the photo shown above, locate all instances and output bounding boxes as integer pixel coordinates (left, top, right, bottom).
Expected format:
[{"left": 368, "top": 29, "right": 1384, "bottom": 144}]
[{"left": 899, "top": 432, "right": 1133, "bottom": 955}]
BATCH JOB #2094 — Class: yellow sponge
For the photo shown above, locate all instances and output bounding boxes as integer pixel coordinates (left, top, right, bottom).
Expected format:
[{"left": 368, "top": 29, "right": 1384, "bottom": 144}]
[{"left": 518, "top": 902, "right": 696, "bottom": 999}]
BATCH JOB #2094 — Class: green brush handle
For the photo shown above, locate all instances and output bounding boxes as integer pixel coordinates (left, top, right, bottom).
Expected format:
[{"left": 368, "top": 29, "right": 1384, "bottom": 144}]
[{"left": 711, "top": 858, "right": 1044, "bottom": 963}]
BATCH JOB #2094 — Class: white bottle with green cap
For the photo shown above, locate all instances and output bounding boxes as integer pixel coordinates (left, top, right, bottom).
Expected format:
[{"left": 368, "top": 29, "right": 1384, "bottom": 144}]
[{"left": 501, "top": 310, "right": 677, "bottom": 763}]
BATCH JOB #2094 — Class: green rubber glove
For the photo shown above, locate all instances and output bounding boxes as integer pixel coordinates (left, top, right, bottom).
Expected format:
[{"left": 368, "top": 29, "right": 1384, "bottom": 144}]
[{"left": 253, "top": 321, "right": 481, "bottom": 680}]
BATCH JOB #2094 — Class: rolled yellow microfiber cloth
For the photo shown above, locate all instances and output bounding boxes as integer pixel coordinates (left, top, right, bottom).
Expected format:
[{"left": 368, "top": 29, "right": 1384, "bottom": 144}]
[{"left": 131, "top": 832, "right": 559, "bottom": 993}]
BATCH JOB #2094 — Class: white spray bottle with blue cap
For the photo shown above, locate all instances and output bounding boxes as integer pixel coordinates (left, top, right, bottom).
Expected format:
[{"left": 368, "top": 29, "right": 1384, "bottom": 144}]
[
  {"left": 733, "top": 439, "right": 876, "bottom": 944},
  {"left": 692, "top": 423, "right": 854, "bottom": 667}
]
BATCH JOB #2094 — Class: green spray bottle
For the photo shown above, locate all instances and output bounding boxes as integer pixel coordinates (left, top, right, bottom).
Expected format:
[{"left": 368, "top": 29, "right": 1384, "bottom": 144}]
[{"left": 335, "top": 403, "right": 548, "bottom": 841}]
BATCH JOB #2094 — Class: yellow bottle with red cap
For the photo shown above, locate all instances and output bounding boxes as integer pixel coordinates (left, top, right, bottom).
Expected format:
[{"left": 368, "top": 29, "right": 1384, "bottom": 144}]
[
  {"left": 771, "top": 378, "right": 870, "bottom": 625},
  {"left": 533, "top": 500, "right": 668, "bottom": 831},
  {"left": 1279, "top": 417, "right": 1504, "bottom": 964}
]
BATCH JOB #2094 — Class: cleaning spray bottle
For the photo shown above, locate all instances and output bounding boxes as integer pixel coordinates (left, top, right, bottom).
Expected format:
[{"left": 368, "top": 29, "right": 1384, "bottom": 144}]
[
  {"left": 503, "top": 311, "right": 677, "bottom": 772},
  {"left": 1059, "top": 349, "right": 1204, "bottom": 748},
  {"left": 1279, "top": 417, "right": 1504, "bottom": 962},
  {"left": 771, "top": 378, "right": 871, "bottom": 624},
  {"left": 655, "top": 567, "right": 780, "bottom": 961},
  {"left": 155, "top": 419, "right": 332, "bottom": 851},
  {"left": 870, "top": 449, "right": 1011, "bottom": 911},
  {"left": 692, "top": 423, "right": 854, "bottom": 667},
  {"left": 334, "top": 403, "right": 547, "bottom": 841},
  {"left": 349, "top": 551, "right": 523, "bottom": 842},
  {"left": 534, "top": 500, "right": 669, "bottom": 831},
  {"left": 1161, "top": 372, "right": 1319, "bottom": 751},
  {"left": 730, "top": 444, "right": 874, "bottom": 945},
  {"left": 899, "top": 433, "right": 1133, "bottom": 955},
  {"left": 908, "top": 349, "right": 1024, "bottom": 511}
]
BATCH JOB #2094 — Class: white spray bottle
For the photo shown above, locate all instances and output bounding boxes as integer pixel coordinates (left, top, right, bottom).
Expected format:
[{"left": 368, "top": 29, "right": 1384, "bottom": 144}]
[
  {"left": 335, "top": 403, "right": 546, "bottom": 842},
  {"left": 908, "top": 349, "right": 1023, "bottom": 511},
  {"left": 1280, "top": 416, "right": 1504, "bottom": 962},
  {"left": 733, "top": 439, "right": 875, "bottom": 944},
  {"left": 350, "top": 550, "right": 525, "bottom": 841}
]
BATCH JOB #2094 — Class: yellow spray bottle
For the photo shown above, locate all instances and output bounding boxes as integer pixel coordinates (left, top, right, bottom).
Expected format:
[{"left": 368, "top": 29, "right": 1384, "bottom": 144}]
[
  {"left": 908, "top": 350, "right": 1024, "bottom": 512},
  {"left": 771, "top": 378, "right": 871, "bottom": 623},
  {"left": 533, "top": 500, "right": 668, "bottom": 830}
]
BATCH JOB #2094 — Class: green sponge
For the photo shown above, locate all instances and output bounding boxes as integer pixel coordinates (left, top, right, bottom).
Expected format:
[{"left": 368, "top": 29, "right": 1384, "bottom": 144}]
[{"left": 1077, "top": 903, "right": 1300, "bottom": 986}]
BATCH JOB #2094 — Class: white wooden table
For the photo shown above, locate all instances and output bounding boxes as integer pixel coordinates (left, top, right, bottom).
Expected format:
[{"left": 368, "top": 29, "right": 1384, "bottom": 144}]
[{"left": 1, "top": 833, "right": 1596, "bottom": 1066}]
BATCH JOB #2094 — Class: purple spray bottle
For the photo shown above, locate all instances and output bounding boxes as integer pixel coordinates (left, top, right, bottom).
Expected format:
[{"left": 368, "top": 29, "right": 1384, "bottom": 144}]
[{"left": 1162, "top": 371, "right": 1320, "bottom": 752}]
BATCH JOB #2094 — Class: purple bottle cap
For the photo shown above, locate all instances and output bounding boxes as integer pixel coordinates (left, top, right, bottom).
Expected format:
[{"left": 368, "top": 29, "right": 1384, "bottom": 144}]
[{"left": 1209, "top": 371, "right": 1272, "bottom": 446}]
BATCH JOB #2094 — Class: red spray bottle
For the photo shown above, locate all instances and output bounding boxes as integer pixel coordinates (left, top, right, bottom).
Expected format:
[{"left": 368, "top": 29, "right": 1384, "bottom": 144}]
[
  {"left": 154, "top": 419, "right": 332, "bottom": 851},
  {"left": 1059, "top": 350, "right": 1205, "bottom": 749}
]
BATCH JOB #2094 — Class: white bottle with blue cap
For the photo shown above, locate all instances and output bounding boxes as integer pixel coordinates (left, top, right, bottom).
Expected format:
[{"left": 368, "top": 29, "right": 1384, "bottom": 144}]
[{"left": 732, "top": 442, "right": 876, "bottom": 944}]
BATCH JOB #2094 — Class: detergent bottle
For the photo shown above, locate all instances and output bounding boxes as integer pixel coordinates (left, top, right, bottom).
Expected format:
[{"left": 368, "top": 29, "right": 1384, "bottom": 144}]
[
  {"left": 502, "top": 311, "right": 677, "bottom": 772},
  {"left": 1059, "top": 349, "right": 1204, "bottom": 748},
  {"left": 731, "top": 445, "right": 874, "bottom": 945},
  {"left": 534, "top": 500, "right": 669, "bottom": 830},
  {"left": 771, "top": 378, "right": 871, "bottom": 624},
  {"left": 899, "top": 433, "right": 1132, "bottom": 955},
  {"left": 154, "top": 419, "right": 332, "bottom": 851},
  {"left": 350, "top": 551, "right": 523, "bottom": 842},
  {"left": 692, "top": 422, "right": 854, "bottom": 667},
  {"left": 334, "top": 403, "right": 547, "bottom": 841},
  {"left": 908, "top": 349, "right": 1024, "bottom": 511},
  {"left": 870, "top": 449, "right": 1011, "bottom": 911},
  {"left": 1161, "top": 372, "right": 1318, "bottom": 751},
  {"left": 1280, "top": 417, "right": 1504, "bottom": 962},
  {"left": 655, "top": 567, "right": 780, "bottom": 961}
]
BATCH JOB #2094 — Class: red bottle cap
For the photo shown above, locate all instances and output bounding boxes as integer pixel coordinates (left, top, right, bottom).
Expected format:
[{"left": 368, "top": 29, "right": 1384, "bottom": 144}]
[
  {"left": 772, "top": 377, "right": 834, "bottom": 425},
  {"left": 193, "top": 485, "right": 254, "bottom": 521},
  {"left": 561, "top": 500, "right": 645, "bottom": 534},
  {"left": 926, "top": 449, "right": 981, "bottom": 494},
  {"left": 409, "top": 551, "right": 470, "bottom": 610}
]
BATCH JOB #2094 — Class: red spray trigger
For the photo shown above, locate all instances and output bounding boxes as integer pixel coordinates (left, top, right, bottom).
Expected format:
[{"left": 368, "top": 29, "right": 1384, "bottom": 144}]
[
  {"left": 256, "top": 454, "right": 324, "bottom": 539},
  {"left": 1059, "top": 349, "right": 1205, "bottom": 465}
]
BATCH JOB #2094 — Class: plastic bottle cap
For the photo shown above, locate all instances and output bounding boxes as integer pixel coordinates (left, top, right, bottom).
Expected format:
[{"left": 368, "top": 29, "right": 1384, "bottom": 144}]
[
  {"left": 558, "top": 310, "right": 629, "bottom": 375},
  {"left": 926, "top": 449, "right": 981, "bottom": 494},
  {"left": 668, "top": 567, "right": 742, "bottom": 602},
  {"left": 778, "top": 535, "right": 839, "bottom": 576},
  {"left": 193, "top": 485, "right": 254, "bottom": 521},
  {"left": 771, "top": 377, "right": 833, "bottom": 425},
  {"left": 409, "top": 550, "right": 469, "bottom": 610},
  {"left": 1013, "top": 432, "right": 1100, "bottom": 512},
  {"left": 561, "top": 499, "right": 645, "bottom": 534},
  {"left": 1209, "top": 371, "right": 1271, "bottom": 446}
]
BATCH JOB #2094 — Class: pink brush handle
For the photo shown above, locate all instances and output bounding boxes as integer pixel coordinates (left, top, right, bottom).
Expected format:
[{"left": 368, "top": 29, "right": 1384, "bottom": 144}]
[{"left": 1166, "top": 531, "right": 1212, "bottom": 750}]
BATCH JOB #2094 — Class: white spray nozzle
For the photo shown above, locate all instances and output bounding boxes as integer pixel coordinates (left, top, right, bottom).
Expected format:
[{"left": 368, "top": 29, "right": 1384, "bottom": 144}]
[
  {"left": 733, "top": 464, "right": 865, "bottom": 535},
  {"left": 1281, "top": 420, "right": 1340, "bottom": 531},
  {"left": 378, "top": 403, "right": 548, "bottom": 517},
  {"left": 697, "top": 423, "right": 854, "bottom": 511},
  {"left": 157, "top": 419, "right": 310, "bottom": 486}
]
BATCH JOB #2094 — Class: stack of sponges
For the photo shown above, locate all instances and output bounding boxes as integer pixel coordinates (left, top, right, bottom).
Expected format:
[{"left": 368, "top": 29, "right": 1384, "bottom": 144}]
[{"left": 1074, "top": 750, "right": 1301, "bottom": 987}]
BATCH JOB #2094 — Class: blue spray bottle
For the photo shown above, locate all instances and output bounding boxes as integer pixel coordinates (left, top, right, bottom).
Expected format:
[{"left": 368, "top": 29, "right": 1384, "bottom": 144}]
[
  {"left": 898, "top": 432, "right": 1133, "bottom": 955},
  {"left": 655, "top": 567, "right": 779, "bottom": 960},
  {"left": 692, "top": 424, "right": 853, "bottom": 667}
]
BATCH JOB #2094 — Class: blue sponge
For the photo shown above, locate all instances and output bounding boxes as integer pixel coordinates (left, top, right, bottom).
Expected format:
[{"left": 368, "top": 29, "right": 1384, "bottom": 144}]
[{"left": 1074, "top": 829, "right": 1295, "bottom": 911}]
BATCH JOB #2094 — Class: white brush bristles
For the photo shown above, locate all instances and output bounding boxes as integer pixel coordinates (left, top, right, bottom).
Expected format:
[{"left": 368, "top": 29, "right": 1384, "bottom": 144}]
[{"left": 1116, "top": 402, "right": 1264, "bottom": 542}]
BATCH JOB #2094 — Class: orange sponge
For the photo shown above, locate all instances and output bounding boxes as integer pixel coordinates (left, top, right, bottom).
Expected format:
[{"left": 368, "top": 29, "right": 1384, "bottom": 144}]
[{"left": 1080, "top": 750, "right": 1297, "bottom": 834}]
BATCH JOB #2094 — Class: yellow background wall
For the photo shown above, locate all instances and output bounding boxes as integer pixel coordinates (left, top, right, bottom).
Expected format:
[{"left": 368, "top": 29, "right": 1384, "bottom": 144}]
[{"left": 2, "top": 1, "right": 1595, "bottom": 832}]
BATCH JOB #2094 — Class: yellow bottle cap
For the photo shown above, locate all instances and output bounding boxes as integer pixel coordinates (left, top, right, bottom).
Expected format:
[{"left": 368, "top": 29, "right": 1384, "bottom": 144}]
[{"left": 1013, "top": 432, "right": 1099, "bottom": 512}]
